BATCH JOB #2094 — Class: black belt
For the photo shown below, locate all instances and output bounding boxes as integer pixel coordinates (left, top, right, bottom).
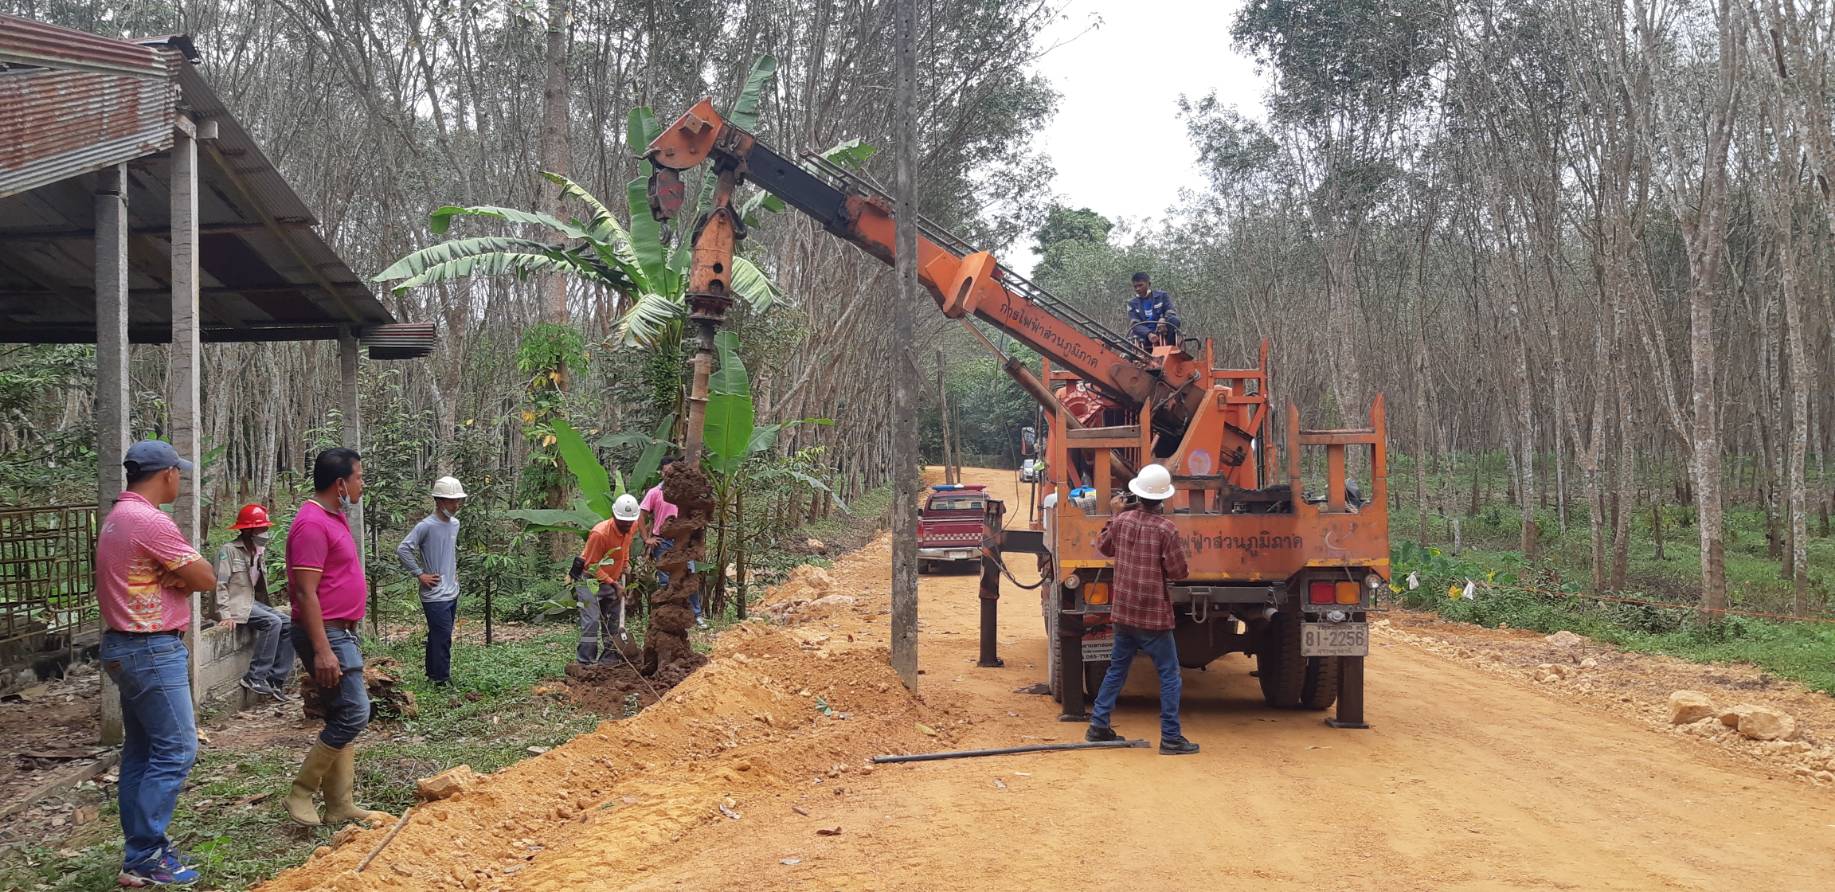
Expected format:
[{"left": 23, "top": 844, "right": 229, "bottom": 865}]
[{"left": 107, "top": 629, "right": 182, "bottom": 637}]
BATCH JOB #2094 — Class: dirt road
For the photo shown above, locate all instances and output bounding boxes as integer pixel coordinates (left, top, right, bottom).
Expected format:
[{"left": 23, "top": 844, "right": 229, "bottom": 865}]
[{"left": 263, "top": 469, "right": 1835, "bottom": 892}]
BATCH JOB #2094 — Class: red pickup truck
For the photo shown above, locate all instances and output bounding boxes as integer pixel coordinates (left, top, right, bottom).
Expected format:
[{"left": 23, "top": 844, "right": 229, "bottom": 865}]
[{"left": 917, "top": 484, "right": 992, "bottom": 574}]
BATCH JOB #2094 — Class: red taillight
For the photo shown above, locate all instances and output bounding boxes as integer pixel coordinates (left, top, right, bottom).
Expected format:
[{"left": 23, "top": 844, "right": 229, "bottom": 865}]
[{"left": 1308, "top": 581, "right": 1334, "bottom": 604}]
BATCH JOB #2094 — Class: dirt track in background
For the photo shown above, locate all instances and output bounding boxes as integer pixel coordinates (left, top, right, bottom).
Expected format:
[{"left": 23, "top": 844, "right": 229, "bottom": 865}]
[{"left": 260, "top": 469, "right": 1835, "bottom": 892}]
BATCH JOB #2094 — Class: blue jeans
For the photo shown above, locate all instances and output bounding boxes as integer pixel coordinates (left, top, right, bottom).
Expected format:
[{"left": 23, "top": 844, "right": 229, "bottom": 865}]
[
  {"left": 1090, "top": 624, "right": 1184, "bottom": 741},
  {"left": 290, "top": 626, "right": 370, "bottom": 747},
  {"left": 100, "top": 631, "right": 197, "bottom": 870},
  {"left": 421, "top": 599, "right": 457, "bottom": 683},
  {"left": 243, "top": 601, "right": 293, "bottom": 690},
  {"left": 575, "top": 582, "right": 628, "bottom": 663},
  {"left": 652, "top": 538, "right": 701, "bottom": 619}
]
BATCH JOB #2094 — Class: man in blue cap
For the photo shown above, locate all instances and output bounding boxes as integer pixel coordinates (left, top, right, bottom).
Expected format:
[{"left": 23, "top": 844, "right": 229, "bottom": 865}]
[{"left": 96, "top": 440, "right": 216, "bottom": 886}]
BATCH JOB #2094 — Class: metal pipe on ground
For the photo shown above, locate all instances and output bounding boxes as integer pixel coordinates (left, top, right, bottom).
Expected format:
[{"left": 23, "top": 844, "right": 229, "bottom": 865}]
[{"left": 872, "top": 739, "right": 1147, "bottom": 764}]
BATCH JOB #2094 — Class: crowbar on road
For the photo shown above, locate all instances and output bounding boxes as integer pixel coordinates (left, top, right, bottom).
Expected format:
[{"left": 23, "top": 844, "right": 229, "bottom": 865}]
[{"left": 871, "top": 739, "right": 1148, "bottom": 764}]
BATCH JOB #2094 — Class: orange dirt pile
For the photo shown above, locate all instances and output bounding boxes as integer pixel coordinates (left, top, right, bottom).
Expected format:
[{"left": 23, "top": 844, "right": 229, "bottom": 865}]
[{"left": 257, "top": 533, "right": 958, "bottom": 892}]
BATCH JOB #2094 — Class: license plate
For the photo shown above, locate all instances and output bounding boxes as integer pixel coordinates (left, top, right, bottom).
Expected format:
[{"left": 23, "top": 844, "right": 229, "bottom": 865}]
[
  {"left": 1301, "top": 622, "right": 1368, "bottom": 657},
  {"left": 1081, "top": 637, "right": 1112, "bottom": 662}
]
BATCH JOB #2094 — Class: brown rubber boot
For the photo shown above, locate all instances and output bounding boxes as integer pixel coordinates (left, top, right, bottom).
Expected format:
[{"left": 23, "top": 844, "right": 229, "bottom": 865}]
[
  {"left": 320, "top": 744, "right": 391, "bottom": 826},
  {"left": 284, "top": 741, "right": 338, "bottom": 826}
]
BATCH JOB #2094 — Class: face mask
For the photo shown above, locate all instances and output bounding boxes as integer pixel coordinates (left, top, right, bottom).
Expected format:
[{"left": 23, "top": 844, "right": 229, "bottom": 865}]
[
  {"left": 339, "top": 480, "right": 360, "bottom": 511},
  {"left": 253, "top": 532, "right": 272, "bottom": 546}
]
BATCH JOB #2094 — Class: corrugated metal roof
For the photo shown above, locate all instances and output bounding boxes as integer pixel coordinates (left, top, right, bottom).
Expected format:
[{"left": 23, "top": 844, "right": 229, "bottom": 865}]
[
  {"left": 0, "top": 15, "right": 432, "bottom": 358},
  {"left": 171, "top": 64, "right": 316, "bottom": 225},
  {"left": 0, "top": 65, "right": 176, "bottom": 198},
  {"left": 362, "top": 322, "right": 438, "bottom": 359},
  {"left": 0, "top": 14, "right": 167, "bottom": 78}
]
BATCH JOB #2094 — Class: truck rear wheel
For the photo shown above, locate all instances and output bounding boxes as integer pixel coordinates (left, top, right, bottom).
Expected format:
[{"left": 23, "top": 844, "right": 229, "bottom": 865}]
[
  {"left": 1046, "top": 629, "right": 1107, "bottom": 705},
  {"left": 917, "top": 560, "right": 930, "bottom": 575},
  {"left": 1083, "top": 659, "right": 1110, "bottom": 703},
  {"left": 1257, "top": 610, "right": 1339, "bottom": 710}
]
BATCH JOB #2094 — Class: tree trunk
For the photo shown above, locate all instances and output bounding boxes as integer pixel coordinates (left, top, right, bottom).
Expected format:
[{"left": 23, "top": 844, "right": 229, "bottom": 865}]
[
  {"left": 736, "top": 483, "right": 748, "bottom": 620},
  {"left": 936, "top": 348, "right": 956, "bottom": 484},
  {"left": 538, "top": 0, "right": 571, "bottom": 325}
]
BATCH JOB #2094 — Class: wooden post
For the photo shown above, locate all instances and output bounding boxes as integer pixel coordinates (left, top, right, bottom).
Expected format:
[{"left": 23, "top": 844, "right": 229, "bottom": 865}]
[
  {"left": 169, "top": 128, "right": 201, "bottom": 544},
  {"left": 96, "top": 164, "right": 130, "bottom": 746},
  {"left": 339, "top": 328, "right": 366, "bottom": 573},
  {"left": 889, "top": 0, "right": 920, "bottom": 689}
]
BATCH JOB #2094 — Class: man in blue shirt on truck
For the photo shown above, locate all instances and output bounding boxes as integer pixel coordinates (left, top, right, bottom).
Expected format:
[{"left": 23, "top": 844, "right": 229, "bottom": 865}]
[{"left": 1127, "top": 272, "right": 1180, "bottom": 350}]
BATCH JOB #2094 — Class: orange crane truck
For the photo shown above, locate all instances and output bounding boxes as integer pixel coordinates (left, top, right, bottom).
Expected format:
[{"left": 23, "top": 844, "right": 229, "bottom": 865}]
[{"left": 646, "top": 99, "right": 1389, "bottom": 728}]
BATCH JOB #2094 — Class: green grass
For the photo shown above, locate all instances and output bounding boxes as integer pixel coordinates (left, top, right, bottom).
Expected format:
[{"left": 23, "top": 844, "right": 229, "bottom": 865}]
[
  {"left": 1380, "top": 453, "right": 1835, "bottom": 695},
  {"left": 0, "top": 627, "right": 599, "bottom": 892},
  {"left": 1389, "top": 538, "right": 1835, "bottom": 696}
]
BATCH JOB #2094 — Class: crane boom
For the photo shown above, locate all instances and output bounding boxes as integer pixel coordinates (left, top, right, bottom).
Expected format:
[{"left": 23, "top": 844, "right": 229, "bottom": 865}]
[{"left": 645, "top": 98, "right": 1208, "bottom": 436}]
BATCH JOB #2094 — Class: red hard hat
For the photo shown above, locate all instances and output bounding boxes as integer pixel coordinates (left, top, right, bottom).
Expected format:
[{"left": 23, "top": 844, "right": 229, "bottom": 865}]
[{"left": 229, "top": 503, "right": 271, "bottom": 530}]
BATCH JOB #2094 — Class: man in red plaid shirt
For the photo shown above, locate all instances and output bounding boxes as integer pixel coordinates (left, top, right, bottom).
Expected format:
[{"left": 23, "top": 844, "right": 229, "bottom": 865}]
[{"left": 1085, "top": 464, "right": 1200, "bottom": 755}]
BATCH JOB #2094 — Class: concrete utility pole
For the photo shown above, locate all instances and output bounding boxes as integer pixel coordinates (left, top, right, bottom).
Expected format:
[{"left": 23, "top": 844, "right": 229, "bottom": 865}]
[{"left": 889, "top": 0, "right": 920, "bottom": 688}]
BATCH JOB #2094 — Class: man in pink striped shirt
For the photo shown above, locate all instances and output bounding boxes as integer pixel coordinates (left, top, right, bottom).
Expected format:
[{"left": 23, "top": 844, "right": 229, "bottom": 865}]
[{"left": 96, "top": 440, "right": 217, "bottom": 886}]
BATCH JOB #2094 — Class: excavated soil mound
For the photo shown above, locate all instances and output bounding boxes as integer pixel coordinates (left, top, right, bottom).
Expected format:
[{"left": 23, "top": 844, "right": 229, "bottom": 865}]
[
  {"left": 560, "top": 655, "right": 703, "bottom": 716},
  {"left": 256, "top": 534, "right": 948, "bottom": 892}
]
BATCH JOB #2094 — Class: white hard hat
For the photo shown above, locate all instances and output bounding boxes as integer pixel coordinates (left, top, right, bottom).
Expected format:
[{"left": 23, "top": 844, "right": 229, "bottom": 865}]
[
  {"left": 431, "top": 476, "right": 467, "bottom": 499},
  {"left": 1128, "top": 463, "right": 1176, "bottom": 501},
  {"left": 612, "top": 493, "right": 641, "bottom": 522}
]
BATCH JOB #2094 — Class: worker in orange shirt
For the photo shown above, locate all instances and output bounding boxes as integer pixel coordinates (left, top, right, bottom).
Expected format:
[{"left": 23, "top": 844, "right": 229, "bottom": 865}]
[{"left": 569, "top": 493, "right": 641, "bottom": 664}]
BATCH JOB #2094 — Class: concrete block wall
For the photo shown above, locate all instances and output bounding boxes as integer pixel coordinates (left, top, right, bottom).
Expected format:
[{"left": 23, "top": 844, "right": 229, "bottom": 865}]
[{"left": 101, "top": 602, "right": 271, "bottom": 743}]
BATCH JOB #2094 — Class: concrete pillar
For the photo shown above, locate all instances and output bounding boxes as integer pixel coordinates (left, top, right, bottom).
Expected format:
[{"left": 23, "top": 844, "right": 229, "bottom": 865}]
[
  {"left": 95, "top": 166, "right": 130, "bottom": 509},
  {"left": 96, "top": 164, "right": 130, "bottom": 746},
  {"left": 169, "top": 129, "right": 205, "bottom": 715},
  {"left": 169, "top": 128, "right": 201, "bottom": 544},
  {"left": 339, "top": 327, "right": 365, "bottom": 571}
]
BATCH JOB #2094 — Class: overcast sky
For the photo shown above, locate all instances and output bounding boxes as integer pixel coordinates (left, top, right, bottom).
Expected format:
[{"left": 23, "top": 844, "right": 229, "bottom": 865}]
[{"left": 1017, "top": 0, "right": 1268, "bottom": 267}]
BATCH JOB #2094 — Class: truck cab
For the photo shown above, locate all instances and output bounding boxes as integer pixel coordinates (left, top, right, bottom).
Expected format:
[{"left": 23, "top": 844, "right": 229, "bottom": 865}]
[{"left": 918, "top": 484, "right": 993, "bottom": 574}]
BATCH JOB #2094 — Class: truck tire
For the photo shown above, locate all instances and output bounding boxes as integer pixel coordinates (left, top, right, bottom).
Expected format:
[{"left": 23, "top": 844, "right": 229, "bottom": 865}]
[
  {"left": 1299, "top": 653, "right": 1340, "bottom": 711},
  {"left": 917, "top": 560, "right": 930, "bottom": 576},
  {"left": 1083, "top": 659, "right": 1110, "bottom": 703},
  {"left": 1257, "top": 611, "right": 1339, "bottom": 710}
]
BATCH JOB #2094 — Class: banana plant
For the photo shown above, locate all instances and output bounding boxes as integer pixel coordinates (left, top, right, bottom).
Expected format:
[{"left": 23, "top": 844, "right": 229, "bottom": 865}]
[
  {"left": 503, "top": 413, "right": 675, "bottom": 536},
  {"left": 375, "top": 54, "right": 786, "bottom": 347},
  {"left": 700, "top": 330, "right": 845, "bottom": 618}
]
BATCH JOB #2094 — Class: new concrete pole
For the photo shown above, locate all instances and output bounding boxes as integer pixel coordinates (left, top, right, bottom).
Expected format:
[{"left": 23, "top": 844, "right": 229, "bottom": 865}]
[{"left": 889, "top": 0, "right": 920, "bottom": 688}]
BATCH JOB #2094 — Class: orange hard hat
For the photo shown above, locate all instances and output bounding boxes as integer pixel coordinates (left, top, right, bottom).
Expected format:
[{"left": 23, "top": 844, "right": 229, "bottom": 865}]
[{"left": 229, "top": 503, "right": 271, "bottom": 530}]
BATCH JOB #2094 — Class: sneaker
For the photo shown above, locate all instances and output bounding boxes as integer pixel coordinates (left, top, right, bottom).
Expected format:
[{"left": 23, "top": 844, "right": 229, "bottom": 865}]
[
  {"left": 1159, "top": 736, "right": 1200, "bottom": 756},
  {"left": 118, "top": 853, "right": 199, "bottom": 886},
  {"left": 1085, "top": 724, "right": 1121, "bottom": 742},
  {"left": 695, "top": 617, "right": 709, "bottom": 629},
  {"left": 269, "top": 686, "right": 294, "bottom": 702},
  {"left": 238, "top": 677, "right": 272, "bottom": 697}
]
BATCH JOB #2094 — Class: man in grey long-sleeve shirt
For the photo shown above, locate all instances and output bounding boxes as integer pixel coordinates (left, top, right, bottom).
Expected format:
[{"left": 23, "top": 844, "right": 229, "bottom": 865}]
[{"left": 398, "top": 476, "right": 466, "bottom": 684}]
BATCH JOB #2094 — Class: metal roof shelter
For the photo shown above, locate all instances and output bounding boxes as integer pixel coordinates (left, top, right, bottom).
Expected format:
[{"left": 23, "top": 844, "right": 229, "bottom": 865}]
[
  {"left": 0, "top": 16, "right": 431, "bottom": 349},
  {"left": 0, "top": 14, "right": 430, "bottom": 739}
]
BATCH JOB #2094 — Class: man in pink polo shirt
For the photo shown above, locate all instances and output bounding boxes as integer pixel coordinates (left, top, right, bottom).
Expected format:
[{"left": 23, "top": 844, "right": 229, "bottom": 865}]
[
  {"left": 96, "top": 440, "right": 217, "bottom": 887},
  {"left": 281, "top": 448, "right": 388, "bottom": 828}
]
